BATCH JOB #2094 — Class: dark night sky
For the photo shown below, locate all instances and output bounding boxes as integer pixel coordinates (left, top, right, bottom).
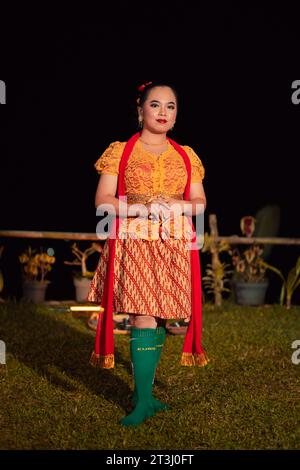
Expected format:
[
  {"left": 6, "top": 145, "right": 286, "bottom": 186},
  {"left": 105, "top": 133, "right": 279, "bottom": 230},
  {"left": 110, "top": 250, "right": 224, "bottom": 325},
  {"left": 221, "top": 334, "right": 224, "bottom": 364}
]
[
  {"left": 0, "top": 4, "right": 300, "bottom": 299},
  {"left": 1, "top": 4, "right": 300, "bottom": 232}
]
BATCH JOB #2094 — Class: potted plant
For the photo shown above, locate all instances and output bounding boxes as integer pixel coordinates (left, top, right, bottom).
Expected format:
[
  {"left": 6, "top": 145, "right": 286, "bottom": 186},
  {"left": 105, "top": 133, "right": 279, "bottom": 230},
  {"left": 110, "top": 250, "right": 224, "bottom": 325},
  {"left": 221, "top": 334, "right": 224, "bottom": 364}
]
[
  {"left": 19, "top": 246, "right": 55, "bottom": 303},
  {"left": 259, "top": 255, "right": 300, "bottom": 309},
  {"left": 64, "top": 242, "right": 102, "bottom": 302},
  {"left": 231, "top": 245, "right": 269, "bottom": 305},
  {"left": 231, "top": 216, "right": 274, "bottom": 306}
]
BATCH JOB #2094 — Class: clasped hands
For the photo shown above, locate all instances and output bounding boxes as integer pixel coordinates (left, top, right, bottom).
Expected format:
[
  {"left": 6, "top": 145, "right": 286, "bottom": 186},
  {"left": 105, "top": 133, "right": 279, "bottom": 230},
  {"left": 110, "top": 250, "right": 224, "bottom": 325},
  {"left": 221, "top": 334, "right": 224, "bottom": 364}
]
[{"left": 144, "top": 195, "right": 183, "bottom": 223}]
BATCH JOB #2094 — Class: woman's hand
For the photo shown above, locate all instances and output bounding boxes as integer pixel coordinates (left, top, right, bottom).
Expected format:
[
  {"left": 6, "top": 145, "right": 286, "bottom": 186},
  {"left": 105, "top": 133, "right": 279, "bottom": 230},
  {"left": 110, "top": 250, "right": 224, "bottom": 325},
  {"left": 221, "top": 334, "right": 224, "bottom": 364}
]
[
  {"left": 145, "top": 199, "right": 167, "bottom": 222},
  {"left": 158, "top": 197, "right": 184, "bottom": 220},
  {"left": 146, "top": 196, "right": 184, "bottom": 222}
]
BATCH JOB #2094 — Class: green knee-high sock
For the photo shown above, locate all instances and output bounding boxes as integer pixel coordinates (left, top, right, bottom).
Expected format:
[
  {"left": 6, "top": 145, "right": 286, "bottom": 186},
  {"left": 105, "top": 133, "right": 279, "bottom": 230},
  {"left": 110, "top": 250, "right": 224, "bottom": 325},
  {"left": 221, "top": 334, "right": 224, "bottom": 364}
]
[
  {"left": 120, "top": 328, "right": 157, "bottom": 426},
  {"left": 131, "top": 326, "right": 169, "bottom": 411}
]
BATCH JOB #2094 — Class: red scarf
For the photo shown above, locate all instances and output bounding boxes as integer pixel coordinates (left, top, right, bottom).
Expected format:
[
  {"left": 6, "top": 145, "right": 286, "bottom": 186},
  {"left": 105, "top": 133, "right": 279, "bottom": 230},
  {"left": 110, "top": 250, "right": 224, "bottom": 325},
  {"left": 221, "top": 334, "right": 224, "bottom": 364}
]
[{"left": 90, "top": 131, "right": 209, "bottom": 369}]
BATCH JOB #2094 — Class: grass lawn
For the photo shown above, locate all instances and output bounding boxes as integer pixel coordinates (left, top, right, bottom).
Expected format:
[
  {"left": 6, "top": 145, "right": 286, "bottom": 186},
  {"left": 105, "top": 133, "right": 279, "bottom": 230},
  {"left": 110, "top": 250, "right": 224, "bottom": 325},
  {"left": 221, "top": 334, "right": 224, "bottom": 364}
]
[{"left": 0, "top": 300, "right": 299, "bottom": 450}]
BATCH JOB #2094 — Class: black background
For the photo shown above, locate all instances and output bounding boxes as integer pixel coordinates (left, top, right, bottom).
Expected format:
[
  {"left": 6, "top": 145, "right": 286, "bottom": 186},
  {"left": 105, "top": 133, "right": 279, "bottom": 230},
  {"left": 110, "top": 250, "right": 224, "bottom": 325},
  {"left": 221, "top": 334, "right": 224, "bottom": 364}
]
[{"left": 0, "top": 3, "right": 299, "bottom": 301}]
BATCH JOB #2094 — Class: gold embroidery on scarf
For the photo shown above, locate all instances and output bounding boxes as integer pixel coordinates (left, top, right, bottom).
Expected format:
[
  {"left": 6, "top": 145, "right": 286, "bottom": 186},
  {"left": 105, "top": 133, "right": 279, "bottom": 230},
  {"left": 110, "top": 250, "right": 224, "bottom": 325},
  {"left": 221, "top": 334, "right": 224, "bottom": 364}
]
[
  {"left": 181, "top": 352, "right": 195, "bottom": 366},
  {"left": 194, "top": 352, "right": 210, "bottom": 366},
  {"left": 89, "top": 352, "right": 114, "bottom": 369},
  {"left": 181, "top": 352, "right": 209, "bottom": 367}
]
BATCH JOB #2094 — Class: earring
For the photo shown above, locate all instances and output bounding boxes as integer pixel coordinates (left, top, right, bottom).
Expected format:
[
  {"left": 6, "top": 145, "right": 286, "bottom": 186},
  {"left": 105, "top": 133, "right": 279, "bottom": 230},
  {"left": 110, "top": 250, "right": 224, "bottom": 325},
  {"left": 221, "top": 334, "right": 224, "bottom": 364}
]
[
  {"left": 138, "top": 117, "right": 143, "bottom": 128},
  {"left": 170, "top": 121, "right": 176, "bottom": 131}
]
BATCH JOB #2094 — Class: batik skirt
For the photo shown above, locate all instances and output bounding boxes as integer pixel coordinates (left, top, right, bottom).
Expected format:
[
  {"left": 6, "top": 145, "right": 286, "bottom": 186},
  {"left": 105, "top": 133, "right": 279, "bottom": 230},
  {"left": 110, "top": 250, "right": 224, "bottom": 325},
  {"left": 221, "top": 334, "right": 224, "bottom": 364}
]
[{"left": 87, "top": 234, "right": 192, "bottom": 320}]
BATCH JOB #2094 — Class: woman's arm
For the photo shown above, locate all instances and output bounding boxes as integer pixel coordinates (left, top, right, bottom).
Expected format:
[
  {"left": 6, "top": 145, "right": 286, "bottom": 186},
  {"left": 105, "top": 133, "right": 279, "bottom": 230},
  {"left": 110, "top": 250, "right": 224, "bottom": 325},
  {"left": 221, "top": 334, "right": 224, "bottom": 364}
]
[
  {"left": 184, "top": 182, "right": 206, "bottom": 215},
  {"left": 157, "top": 182, "right": 206, "bottom": 217},
  {"left": 95, "top": 174, "right": 151, "bottom": 218},
  {"left": 95, "top": 174, "right": 133, "bottom": 217},
  {"left": 95, "top": 175, "right": 206, "bottom": 219}
]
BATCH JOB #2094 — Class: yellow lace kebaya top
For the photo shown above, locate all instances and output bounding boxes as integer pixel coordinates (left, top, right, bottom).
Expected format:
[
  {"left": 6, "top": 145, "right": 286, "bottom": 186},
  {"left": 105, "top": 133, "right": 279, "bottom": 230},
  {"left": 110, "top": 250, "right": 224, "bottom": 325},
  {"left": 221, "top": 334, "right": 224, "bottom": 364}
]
[{"left": 94, "top": 139, "right": 205, "bottom": 240}]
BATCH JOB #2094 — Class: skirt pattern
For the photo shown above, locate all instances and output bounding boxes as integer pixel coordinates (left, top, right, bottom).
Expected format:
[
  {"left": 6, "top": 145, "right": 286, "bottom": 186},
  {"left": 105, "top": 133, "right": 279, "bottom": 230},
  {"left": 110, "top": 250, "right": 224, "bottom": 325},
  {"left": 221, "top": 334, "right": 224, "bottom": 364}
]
[{"left": 87, "top": 237, "right": 192, "bottom": 320}]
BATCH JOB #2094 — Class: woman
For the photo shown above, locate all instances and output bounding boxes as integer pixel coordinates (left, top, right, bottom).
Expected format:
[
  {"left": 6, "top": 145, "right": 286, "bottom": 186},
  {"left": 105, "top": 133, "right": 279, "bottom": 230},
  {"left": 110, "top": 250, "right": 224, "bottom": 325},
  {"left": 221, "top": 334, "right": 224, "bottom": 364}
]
[{"left": 88, "top": 80, "right": 209, "bottom": 426}]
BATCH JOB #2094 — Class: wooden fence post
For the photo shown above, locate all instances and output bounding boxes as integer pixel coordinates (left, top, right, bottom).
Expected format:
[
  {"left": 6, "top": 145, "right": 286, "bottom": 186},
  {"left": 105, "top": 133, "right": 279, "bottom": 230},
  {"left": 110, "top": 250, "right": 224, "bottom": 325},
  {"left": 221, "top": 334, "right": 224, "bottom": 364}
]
[{"left": 209, "top": 214, "right": 222, "bottom": 307}]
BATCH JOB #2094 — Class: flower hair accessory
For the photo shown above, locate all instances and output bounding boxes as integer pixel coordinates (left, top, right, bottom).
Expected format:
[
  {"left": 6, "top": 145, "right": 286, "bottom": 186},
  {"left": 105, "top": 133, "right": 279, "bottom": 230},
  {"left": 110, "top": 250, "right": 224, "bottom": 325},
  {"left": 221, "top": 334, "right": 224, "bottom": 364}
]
[{"left": 138, "top": 81, "right": 153, "bottom": 92}]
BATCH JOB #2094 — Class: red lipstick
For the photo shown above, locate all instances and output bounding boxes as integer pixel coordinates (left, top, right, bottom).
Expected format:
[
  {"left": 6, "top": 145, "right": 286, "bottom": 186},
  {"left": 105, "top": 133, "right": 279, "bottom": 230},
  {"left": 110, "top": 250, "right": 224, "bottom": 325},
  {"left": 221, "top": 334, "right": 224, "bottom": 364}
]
[{"left": 156, "top": 119, "right": 167, "bottom": 124}]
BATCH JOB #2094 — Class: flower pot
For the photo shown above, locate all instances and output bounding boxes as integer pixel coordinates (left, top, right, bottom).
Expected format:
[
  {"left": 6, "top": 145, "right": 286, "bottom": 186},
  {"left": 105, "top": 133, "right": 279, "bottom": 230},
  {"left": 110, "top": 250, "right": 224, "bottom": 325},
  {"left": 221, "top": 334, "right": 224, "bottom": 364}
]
[
  {"left": 22, "top": 280, "right": 50, "bottom": 303},
  {"left": 73, "top": 277, "right": 92, "bottom": 302},
  {"left": 233, "top": 279, "right": 269, "bottom": 306}
]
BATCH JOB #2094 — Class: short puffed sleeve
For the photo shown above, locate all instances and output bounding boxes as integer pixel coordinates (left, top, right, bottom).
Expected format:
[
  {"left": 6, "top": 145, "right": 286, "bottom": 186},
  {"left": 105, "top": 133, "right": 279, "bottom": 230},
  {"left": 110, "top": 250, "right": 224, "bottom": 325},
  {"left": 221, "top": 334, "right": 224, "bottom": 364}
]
[
  {"left": 94, "top": 141, "right": 125, "bottom": 175},
  {"left": 182, "top": 145, "right": 205, "bottom": 183}
]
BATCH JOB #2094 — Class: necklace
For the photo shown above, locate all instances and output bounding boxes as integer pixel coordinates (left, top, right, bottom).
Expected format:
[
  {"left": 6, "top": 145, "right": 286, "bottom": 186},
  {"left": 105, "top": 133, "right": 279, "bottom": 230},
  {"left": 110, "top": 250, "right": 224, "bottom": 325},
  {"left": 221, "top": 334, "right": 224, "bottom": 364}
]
[{"left": 139, "top": 138, "right": 168, "bottom": 146}]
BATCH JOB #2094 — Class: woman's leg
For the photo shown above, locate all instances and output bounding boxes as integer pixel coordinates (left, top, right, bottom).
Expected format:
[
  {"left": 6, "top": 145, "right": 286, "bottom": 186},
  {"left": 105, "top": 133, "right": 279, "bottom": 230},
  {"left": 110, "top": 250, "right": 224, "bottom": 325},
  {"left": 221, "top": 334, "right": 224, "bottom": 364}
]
[
  {"left": 120, "top": 315, "right": 158, "bottom": 426},
  {"left": 129, "top": 314, "right": 157, "bottom": 328},
  {"left": 128, "top": 315, "right": 169, "bottom": 413}
]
